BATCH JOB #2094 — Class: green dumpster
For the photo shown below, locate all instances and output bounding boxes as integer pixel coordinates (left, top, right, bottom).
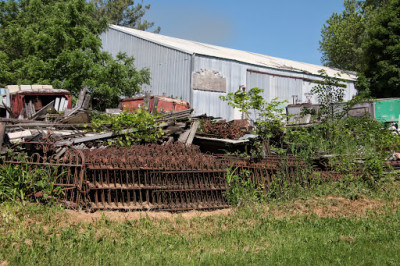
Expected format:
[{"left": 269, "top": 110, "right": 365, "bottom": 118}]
[{"left": 374, "top": 99, "right": 400, "bottom": 123}]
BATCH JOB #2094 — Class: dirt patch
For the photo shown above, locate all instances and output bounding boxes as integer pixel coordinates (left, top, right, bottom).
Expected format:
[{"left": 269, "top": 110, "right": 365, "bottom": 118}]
[
  {"left": 340, "top": 235, "right": 355, "bottom": 242},
  {"left": 268, "top": 196, "right": 398, "bottom": 218},
  {"left": 64, "top": 208, "right": 232, "bottom": 224}
]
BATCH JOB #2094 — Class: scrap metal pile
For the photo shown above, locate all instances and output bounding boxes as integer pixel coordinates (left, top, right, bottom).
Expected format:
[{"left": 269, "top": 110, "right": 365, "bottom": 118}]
[
  {"left": 199, "top": 120, "right": 246, "bottom": 139},
  {"left": 0, "top": 86, "right": 351, "bottom": 212},
  {"left": 2, "top": 144, "right": 230, "bottom": 211},
  {"left": 2, "top": 142, "right": 345, "bottom": 211}
]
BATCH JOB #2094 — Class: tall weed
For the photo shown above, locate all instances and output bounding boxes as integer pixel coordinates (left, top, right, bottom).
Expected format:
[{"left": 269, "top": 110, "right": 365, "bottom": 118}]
[{"left": 0, "top": 162, "right": 63, "bottom": 203}]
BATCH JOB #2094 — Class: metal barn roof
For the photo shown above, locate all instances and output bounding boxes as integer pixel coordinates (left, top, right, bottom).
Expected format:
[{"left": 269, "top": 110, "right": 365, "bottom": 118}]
[{"left": 110, "top": 25, "right": 357, "bottom": 81}]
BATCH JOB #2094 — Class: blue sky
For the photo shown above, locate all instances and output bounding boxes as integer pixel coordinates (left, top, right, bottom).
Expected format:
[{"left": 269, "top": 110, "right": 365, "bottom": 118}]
[{"left": 145, "top": 0, "right": 346, "bottom": 66}]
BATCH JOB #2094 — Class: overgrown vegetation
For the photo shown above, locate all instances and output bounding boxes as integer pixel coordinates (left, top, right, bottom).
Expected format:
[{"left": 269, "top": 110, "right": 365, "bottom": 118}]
[
  {"left": 219, "top": 77, "right": 400, "bottom": 207},
  {"left": 0, "top": 154, "right": 63, "bottom": 203},
  {"left": 220, "top": 87, "right": 288, "bottom": 157},
  {"left": 91, "top": 108, "right": 164, "bottom": 146}
]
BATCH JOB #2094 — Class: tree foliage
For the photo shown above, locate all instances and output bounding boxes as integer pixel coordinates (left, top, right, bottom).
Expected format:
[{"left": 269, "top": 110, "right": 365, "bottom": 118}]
[
  {"left": 91, "top": 0, "right": 160, "bottom": 32},
  {"left": 0, "top": 0, "right": 150, "bottom": 110},
  {"left": 319, "top": 0, "right": 365, "bottom": 71},
  {"left": 320, "top": 0, "right": 400, "bottom": 97},
  {"left": 311, "top": 70, "right": 347, "bottom": 120},
  {"left": 360, "top": 0, "right": 400, "bottom": 97}
]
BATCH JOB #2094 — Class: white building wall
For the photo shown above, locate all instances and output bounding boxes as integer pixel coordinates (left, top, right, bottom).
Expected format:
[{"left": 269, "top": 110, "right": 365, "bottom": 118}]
[{"left": 193, "top": 55, "right": 358, "bottom": 120}]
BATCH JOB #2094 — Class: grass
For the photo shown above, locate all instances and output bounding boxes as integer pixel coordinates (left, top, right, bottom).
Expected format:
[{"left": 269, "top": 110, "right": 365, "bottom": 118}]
[{"left": 1, "top": 181, "right": 400, "bottom": 265}]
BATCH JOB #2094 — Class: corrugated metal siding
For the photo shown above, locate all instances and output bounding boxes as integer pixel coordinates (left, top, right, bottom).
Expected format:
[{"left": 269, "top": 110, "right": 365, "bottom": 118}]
[
  {"left": 246, "top": 71, "right": 271, "bottom": 100},
  {"left": 99, "top": 29, "right": 358, "bottom": 120},
  {"left": 110, "top": 25, "right": 357, "bottom": 81},
  {"left": 100, "top": 29, "right": 192, "bottom": 102},
  {"left": 193, "top": 55, "right": 358, "bottom": 120},
  {"left": 271, "top": 76, "right": 302, "bottom": 103},
  {"left": 192, "top": 56, "right": 246, "bottom": 120}
]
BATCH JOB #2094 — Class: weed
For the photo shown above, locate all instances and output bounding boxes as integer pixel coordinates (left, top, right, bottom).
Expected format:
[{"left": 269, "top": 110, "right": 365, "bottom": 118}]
[
  {"left": 0, "top": 156, "right": 64, "bottom": 203},
  {"left": 224, "top": 167, "right": 264, "bottom": 206}
]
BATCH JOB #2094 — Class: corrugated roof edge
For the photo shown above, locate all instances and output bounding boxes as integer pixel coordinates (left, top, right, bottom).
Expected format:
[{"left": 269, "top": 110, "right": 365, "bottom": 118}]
[{"left": 108, "top": 25, "right": 357, "bottom": 81}]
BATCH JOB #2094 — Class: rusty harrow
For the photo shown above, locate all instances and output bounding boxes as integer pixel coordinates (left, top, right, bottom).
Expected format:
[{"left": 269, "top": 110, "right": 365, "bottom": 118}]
[
  {"left": 1, "top": 144, "right": 346, "bottom": 212},
  {"left": 82, "top": 145, "right": 229, "bottom": 211},
  {"left": 218, "top": 155, "right": 308, "bottom": 192},
  {"left": 2, "top": 148, "right": 86, "bottom": 209}
]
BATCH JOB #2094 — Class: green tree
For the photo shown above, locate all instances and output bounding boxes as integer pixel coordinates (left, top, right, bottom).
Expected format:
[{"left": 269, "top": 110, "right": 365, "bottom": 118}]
[
  {"left": 359, "top": 0, "right": 400, "bottom": 97},
  {"left": 311, "top": 70, "right": 347, "bottom": 120},
  {"left": 91, "top": 0, "right": 160, "bottom": 32},
  {"left": 0, "top": 0, "right": 150, "bottom": 110},
  {"left": 319, "top": 0, "right": 365, "bottom": 71}
]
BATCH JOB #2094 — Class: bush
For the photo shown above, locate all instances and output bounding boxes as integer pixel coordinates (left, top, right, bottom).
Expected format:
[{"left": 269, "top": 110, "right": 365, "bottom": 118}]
[
  {"left": 91, "top": 108, "right": 164, "bottom": 146},
  {"left": 286, "top": 116, "right": 399, "bottom": 180}
]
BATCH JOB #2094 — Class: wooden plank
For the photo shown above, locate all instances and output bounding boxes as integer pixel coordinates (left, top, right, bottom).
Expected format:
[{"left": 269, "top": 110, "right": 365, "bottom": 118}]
[
  {"left": 2, "top": 102, "right": 16, "bottom": 119},
  {"left": 26, "top": 100, "right": 36, "bottom": 119},
  {"left": 177, "top": 129, "right": 191, "bottom": 143},
  {"left": 8, "top": 130, "right": 32, "bottom": 139},
  {"left": 32, "top": 100, "right": 54, "bottom": 120},
  {"left": 82, "top": 94, "right": 91, "bottom": 110},
  {"left": 25, "top": 102, "right": 31, "bottom": 118},
  {"left": 5, "top": 123, "right": 92, "bottom": 129},
  {"left": 55, "top": 122, "right": 168, "bottom": 146},
  {"left": 185, "top": 120, "right": 200, "bottom": 146},
  {"left": 59, "top": 97, "right": 66, "bottom": 111},
  {"left": 55, "top": 97, "right": 61, "bottom": 111},
  {"left": 144, "top": 92, "right": 151, "bottom": 110},
  {"left": 0, "top": 122, "right": 5, "bottom": 148},
  {"left": 75, "top": 87, "right": 87, "bottom": 109},
  {"left": 151, "top": 97, "right": 159, "bottom": 113},
  {"left": 62, "top": 98, "right": 69, "bottom": 111}
]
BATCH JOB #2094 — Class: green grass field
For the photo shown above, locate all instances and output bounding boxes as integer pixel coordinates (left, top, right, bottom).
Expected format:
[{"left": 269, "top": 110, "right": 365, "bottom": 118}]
[{"left": 1, "top": 182, "right": 400, "bottom": 265}]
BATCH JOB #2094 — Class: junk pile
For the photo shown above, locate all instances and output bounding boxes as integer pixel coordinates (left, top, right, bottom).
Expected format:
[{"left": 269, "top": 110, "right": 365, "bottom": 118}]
[
  {"left": 0, "top": 87, "right": 198, "bottom": 157},
  {"left": 0, "top": 86, "right": 351, "bottom": 212}
]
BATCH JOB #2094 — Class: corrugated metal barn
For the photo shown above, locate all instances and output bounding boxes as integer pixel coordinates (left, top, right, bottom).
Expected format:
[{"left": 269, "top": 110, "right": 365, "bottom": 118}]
[{"left": 100, "top": 25, "right": 357, "bottom": 120}]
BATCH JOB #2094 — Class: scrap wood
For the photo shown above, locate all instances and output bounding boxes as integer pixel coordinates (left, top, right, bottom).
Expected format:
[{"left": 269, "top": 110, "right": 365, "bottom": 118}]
[
  {"left": 4, "top": 122, "right": 90, "bottom": 129},
  {"left": 177, "top": 120, "right": 199, "bottom": 146},
  {"left": 55, "top": 122, "right": 168, "bottom": 146},
  {"left": 2, "top": 102, "right": 16, "bottom": 119},
  {"left": 31, "top": 100, "right": 55, "bottom": 120},
  {"left": 0, "top": 122, "right": 5, "bottom": 149},
  {"left": 65, "top": 87, "right": 89, "bottom": 117}
]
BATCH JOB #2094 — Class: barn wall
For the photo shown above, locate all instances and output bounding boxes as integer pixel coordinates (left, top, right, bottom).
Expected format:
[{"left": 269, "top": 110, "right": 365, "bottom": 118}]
[
  {"left": 100, "top": 29, "right": 357, "bottom": 121},
  {"left": 193, "top": 55, "right": 357, "bottom": 120},
  {"left": 100, "top": 29, "right": 192, "bottom": 102}
]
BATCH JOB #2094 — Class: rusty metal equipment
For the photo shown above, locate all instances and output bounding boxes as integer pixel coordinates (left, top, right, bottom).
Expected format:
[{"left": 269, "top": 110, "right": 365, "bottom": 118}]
[
  {"left": 1, "top": 144, "right": 346, "bottom": 212},
  {"left": 82, "top": 145, "right": 229, "bottom": 211},
  {"left": 2, "top": 148, "right": 86, "bottom": 208},
  {"left": 201, "top": 120, "right": 245, "bottom": 139}
]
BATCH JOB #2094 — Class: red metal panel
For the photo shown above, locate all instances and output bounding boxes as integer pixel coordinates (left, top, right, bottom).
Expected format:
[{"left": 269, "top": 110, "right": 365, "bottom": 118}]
[
  {"left": 121, "top": 95, "right": 190, "bottom": 113},
  {"left": 10, "top": 91, "right": 72, "bottom": 117}
]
